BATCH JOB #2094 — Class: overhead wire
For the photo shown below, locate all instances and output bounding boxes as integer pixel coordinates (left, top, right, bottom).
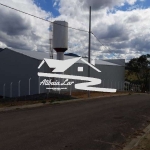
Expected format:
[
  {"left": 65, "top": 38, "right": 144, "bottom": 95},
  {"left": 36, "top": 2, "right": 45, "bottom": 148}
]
[
  {"left": 91, "top": 32, "right": 120, "bottom": 57},
  {"left": 91, "top": 32, "right": 132, "bottom": 62},
  {"left": 0, "top": 3, "right": 89, "bottom": 33},
  {"left": 0, "top": 2, "right": 132, "bottom": 62}
]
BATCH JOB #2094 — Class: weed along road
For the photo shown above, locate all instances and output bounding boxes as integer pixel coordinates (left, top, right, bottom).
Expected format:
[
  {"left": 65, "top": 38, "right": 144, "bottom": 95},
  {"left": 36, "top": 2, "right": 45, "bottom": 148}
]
[{"left": 0, "top": 94, "right": 150, "bottom": 150}]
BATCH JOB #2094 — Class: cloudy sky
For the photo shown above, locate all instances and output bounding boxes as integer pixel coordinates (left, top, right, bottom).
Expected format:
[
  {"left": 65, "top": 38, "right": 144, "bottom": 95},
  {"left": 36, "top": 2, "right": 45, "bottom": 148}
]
[{"left": 0, "top": 0, "right": 150, "bottom": 62}]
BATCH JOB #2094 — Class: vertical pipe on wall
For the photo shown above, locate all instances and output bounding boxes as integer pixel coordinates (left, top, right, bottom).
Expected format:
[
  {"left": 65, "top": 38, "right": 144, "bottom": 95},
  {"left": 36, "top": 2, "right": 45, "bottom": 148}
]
[
  {"left": 39, "top": 77, "right": 40, "bottom": 94},
  {"left": 18, "top": 80, "right": 21, "bottom": 97},
  {"left": 29, "top": 78, "right": 31, "bottom": 95},
  {"left": 3, "top": 84, "right": 5, "bottom": 99},
  {"left": 10, "top": 82, "right": 13, "bottom": 98},
  {"left": 88, "top": 6, "right": 91, "bottom": 98}
]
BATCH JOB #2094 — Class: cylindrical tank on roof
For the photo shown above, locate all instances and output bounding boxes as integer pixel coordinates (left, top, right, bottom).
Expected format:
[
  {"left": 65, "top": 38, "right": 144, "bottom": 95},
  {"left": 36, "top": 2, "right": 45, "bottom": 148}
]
[{"left": 53, "top": 21, "right": 68, "bottom": 53}]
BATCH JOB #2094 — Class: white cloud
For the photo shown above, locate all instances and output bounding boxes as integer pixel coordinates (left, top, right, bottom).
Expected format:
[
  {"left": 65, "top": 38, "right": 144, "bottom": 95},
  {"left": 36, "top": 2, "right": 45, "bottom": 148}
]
[
  {"left": 0, "top": 0, "right": 149, "bottom": 62},
  {"left": 52, "top": 0, "right": 149, "bottom": 61},
  {"left": 0, "top": 0, "right": 52, "bottom": 52},
  {"left": 126, "top": 0, "right": 137, "bottom": 5},
  {"left": 0, "top": 41, "right": 7, "bottom": 48},
  {"left": 81, "top": 0, "right": 137, "bottom": 10}
]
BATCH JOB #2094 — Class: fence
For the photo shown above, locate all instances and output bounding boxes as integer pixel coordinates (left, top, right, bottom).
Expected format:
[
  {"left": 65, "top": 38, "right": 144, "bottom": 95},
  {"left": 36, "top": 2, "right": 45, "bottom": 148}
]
[{"left": 1, "top": 78, "right": 141, "bottom": 99}]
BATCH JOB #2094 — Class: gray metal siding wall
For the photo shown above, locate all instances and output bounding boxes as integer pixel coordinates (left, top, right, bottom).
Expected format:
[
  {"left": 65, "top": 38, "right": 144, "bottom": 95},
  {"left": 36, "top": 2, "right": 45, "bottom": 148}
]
[
  {"left": 39, "top": 62, "right": 89, "bottom": 93},
  {"left": 0, "top": 50, "right": 40, "bottom": 97},
  {"left": 0, "top": 50, "right": 125, "bottom": 97},
  {"left": 40, "top": 62, "right": 125, "bottom": 92},
  {"left": 64, "top": 62, "right": 125, "bottom": 91},
  {"left": 95, "top": 64, "right": 125, "bottom": 90},
  {"left": 64, "top": 63, "right": 88, "bottom": 92},
  {"left": 38, "top": 62, "right": 52, "bottom": 94}
]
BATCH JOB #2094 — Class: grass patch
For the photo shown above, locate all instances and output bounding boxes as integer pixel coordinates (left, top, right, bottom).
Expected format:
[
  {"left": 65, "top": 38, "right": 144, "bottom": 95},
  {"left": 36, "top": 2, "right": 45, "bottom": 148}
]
[{"left": 41, "top": 100, "right": 46, "bottom": 104}]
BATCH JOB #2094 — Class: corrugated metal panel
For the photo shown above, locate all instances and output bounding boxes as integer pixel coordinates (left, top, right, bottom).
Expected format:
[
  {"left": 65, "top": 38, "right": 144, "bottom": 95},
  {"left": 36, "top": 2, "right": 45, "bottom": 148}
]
[
  {"left": 0, "top": 49, "right": 40, "bottom": 97},
  {"left": 6, "top": 48, "right": 75, "bottom": 60},
  {"left": 64, "top": 62, "right": 125, "bottom": 91},
  {"left": 7, "top": 48, "right": 122, "bottom": 66},
  {"left": 0, "top": 48, "right": 125, "bottom": 97},
  {"left": 102, "top": 59, "right": 125, "bottom": 66},
  {"left": 0, "top": 48, "right": 4, "bottom": 53}
]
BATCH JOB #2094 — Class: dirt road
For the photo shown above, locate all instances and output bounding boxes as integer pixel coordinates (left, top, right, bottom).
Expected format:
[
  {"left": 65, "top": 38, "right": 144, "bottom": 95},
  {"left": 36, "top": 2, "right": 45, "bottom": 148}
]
[{"left": 0, "top": 94, "right": 150, "bottom": 150}]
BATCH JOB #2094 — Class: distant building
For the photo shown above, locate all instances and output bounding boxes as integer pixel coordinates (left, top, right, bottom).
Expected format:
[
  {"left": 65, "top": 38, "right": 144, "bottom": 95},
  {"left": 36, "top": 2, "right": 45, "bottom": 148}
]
[{"left": 0, "top": 48, "right": 125, "bottom": 97}]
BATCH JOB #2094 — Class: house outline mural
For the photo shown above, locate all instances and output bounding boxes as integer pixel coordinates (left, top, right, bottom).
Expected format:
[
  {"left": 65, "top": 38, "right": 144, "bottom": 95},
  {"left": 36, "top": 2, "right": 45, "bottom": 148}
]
[
  {"left": 38, "top": 57, "right": 101, "bottom": 73},
  {"left": 38, "top": 57, "right": 117, "bottom": 93}
]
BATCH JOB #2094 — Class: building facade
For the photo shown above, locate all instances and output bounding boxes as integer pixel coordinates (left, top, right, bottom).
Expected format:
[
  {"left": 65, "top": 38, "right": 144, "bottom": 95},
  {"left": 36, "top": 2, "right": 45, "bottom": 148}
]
[{"left": 0, "top": 48, "right": 125, "bottom": 97}]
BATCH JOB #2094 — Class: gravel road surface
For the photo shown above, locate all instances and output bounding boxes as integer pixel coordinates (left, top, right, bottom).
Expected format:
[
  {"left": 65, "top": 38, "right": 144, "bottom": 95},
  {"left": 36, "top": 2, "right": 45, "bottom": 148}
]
[{"left": 0, "top": 94, "right": 150, "bottom": 150}]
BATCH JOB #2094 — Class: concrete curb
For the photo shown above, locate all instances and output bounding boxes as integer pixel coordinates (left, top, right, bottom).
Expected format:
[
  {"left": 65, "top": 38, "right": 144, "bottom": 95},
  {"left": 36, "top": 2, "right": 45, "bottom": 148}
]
[
  {"left": 0, "top": 93, "right": 138, "bottom": 112},
  {"left": 123, "top": 124, "right": 150, "bottom": 150},
  {"left": 0, "top": 103, "right": 47, "bottom": 112},
  {"left": 52, "top": 93, "right": 131, "bottom": 104}
]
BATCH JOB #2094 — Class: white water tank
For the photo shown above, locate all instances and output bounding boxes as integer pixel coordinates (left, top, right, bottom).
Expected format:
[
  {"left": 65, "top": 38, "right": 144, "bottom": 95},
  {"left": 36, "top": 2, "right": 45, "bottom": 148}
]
[{"left": 53, "top": 21, "right": 68, "bottom": 52}]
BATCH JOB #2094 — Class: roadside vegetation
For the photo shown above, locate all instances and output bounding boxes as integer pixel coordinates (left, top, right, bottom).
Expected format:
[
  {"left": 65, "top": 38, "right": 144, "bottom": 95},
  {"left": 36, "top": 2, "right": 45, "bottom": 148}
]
[
  {"left": 0, "top": 93, "right": 75, "bottom": 108},
  {"left": 0, "top": 91, "right": 129, "bottom": 108},
  {"left": 125, "top": 54, "right": 150, "bottom": 92}
]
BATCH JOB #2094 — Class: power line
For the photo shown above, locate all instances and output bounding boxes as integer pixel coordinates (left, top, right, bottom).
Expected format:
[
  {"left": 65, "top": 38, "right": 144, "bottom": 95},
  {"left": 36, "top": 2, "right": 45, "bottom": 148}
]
[
  {"left": 91, "top": 33, "right": 113, "bottom": 52},
  {"left": 91, "top": 32, "right": 131, "bottom": 64},
  {"left": 91, "top": 32, "right": 121, "bottom": 58},
  {"left": 0, "top": 3, "right": 89, "bottom": 33},
  {"left": 0, "top": 2, "right": 135, "bottom": 62}
]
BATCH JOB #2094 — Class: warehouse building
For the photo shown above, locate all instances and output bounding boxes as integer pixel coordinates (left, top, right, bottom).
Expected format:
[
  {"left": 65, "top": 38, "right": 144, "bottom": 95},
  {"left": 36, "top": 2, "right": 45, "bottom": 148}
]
[{"left": 0, "top": 48, "right": 125, "bottom": 97}]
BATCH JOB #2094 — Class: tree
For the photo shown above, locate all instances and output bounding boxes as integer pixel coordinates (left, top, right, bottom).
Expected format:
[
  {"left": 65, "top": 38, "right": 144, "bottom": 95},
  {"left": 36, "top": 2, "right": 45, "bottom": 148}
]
[{"left": 127, "top": 54, "right": 150, "bottom": 92}]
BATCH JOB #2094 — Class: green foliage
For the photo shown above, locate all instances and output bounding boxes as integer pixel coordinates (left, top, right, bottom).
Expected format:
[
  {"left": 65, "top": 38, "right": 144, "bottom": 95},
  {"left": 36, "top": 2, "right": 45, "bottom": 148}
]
[
  {"left": 41, "top": 100, "right": 46, "bottom": 104},
  {"left": 127, "top": 54, "right": 150, "bottom": 91}
]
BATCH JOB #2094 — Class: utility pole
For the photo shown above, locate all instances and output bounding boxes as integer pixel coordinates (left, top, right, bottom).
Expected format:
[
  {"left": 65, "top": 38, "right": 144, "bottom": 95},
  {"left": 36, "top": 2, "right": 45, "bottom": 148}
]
[
  {"left": 50, "top": 23, "right": 53, "bottom": 59},
  {"left": 50, "top": 39, "right": 53, "bottom": 59},
  {"left": 88, "top": 6, "right": 91, "bottom": 97},
  {"left": 49, "top": 23, "right": 53, "bottom": 93}
]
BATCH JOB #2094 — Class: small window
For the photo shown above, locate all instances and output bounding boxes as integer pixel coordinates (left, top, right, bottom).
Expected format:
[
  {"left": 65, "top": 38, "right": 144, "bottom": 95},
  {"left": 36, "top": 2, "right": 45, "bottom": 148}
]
[{"left": 78, "top": 67, "right": 83, "bottom": 72}]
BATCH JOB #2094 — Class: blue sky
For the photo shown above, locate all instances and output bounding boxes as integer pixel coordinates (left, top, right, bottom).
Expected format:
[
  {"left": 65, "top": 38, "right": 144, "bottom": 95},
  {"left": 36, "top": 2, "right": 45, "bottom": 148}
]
[
  {"left": 34, "top": 0, "right": 60, "bottom": 17},
  {"left": 0, "top": 0, "right": 150, "bottom": 61},
  {"left": 119, "top": 0, "right": 150, "bottom": 11},
  {"left": 33, "top": 0, "right": 150, "bottom": 15}
]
